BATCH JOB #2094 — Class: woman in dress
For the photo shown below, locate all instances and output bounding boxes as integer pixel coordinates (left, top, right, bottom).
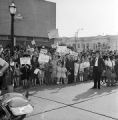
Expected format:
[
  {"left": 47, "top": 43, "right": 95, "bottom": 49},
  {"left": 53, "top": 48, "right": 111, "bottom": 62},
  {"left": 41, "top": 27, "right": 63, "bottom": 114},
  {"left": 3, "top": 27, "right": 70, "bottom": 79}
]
[
  {"left": 79, "top": 56, "right": 85, "bottom": 82},
  {"left": 56, "top": 61, "right": 62, "bottom": 84},
  {"left": 105, "top": 56, "right": 116, "bottom": 86},
  {"left": 61, "top": 63, "right": 68, "bottom": 84},
  {"left": 51, "top": 55, "right": 58, "bottom": 84}
]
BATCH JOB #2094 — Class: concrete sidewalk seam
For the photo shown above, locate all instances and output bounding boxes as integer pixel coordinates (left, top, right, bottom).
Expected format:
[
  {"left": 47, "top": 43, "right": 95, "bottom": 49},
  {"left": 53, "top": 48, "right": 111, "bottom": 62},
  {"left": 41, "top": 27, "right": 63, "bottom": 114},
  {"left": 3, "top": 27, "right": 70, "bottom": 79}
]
[
  {"left": 30, "top": 92, "right": 118, "bottom": 119},
  {"left": 70, "top": 106, "right": 118, "bottom": 120},
  {"left": 32, "top": 90, "right": 117, "bottom": 107},
  {"left": 26, "top": 105, "right": 67, "bottom": 118}
]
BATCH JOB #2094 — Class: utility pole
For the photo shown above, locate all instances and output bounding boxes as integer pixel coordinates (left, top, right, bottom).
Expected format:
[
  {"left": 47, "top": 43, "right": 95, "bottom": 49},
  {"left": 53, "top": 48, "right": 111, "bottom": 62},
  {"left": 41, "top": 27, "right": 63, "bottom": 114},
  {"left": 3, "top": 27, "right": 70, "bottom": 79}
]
[{"left": 75, "top": 28, "right": 83, "bottom": 51}]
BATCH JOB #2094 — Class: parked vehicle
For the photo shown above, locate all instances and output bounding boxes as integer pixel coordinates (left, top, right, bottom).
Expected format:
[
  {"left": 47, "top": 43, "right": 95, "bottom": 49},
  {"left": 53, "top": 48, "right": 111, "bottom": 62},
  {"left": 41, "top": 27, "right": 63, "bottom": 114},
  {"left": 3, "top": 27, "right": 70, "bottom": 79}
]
[{"left": 0, "top": 92, "right": 33, "bottom": 120}]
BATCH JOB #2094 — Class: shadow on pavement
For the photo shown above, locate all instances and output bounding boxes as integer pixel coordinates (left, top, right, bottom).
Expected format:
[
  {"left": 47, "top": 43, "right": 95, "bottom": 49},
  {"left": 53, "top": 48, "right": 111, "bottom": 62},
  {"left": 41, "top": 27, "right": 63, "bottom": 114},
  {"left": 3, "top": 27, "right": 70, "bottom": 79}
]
[
  {"left": 27, "top": 81, "right": 92, "bottom": 96},
  {"left": 73, "top": 85, "right": 118, "bottom": 102}
]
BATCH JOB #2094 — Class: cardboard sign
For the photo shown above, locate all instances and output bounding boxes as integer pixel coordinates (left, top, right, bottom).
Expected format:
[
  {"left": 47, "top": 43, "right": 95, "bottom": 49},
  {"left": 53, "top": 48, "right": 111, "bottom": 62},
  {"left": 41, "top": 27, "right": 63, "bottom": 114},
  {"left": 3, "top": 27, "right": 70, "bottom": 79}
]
[
  {"left": 27, "top": 48, "right": 34, "bottom": 52},
  {"left": 56, "top": 46, "right": 68, "bottom": 53},
  {"left": 40, "top": 49, "right": 47, "bottom": 54},
  {"left": 31, "top": 40, "right": 36, "bottom": 45},
  {"left": 38, "top": 53, "right": 50, "bottom": 63},
  {"left": 34, "top": 69, "right": 41, "bottom": 74},
  {"left": 20, "top": 57, "right": 31, "bottom": 65},
  {"left": 51, "top": 44, "right": 57, "bottom": 48},
  {"left": 48, "top": 29, "right": 59, "bottom": 39},
  {"left": 70, "top": 51, "right": 78, "bottom": 57}
]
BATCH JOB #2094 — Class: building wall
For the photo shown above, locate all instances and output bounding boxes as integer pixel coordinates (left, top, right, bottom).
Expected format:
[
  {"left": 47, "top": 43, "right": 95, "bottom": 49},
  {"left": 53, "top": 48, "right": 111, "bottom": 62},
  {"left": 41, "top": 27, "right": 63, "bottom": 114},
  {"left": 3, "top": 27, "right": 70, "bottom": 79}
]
[
  {"left": 57, "top": 35, "right": 118, "bottom": 51},
  {"left": 0, "top": 0, "right": 56, "bottom": 37}
]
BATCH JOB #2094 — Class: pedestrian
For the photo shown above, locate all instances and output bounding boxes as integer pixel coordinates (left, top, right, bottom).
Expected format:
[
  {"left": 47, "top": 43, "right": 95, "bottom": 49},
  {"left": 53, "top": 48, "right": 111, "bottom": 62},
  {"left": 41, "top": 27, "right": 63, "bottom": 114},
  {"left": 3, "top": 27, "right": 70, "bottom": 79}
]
[
  {"left": 61, "top": 63, "right": 68, "bottom": 84},
  {"left": 74, "top": 58, "right": 80, "bottom": 82},
  {"left": 56, "top": 61, "right": 62, "bottom": 84},
  {"left": 92, "top": 51, "right": 105, "bottom": 89}
]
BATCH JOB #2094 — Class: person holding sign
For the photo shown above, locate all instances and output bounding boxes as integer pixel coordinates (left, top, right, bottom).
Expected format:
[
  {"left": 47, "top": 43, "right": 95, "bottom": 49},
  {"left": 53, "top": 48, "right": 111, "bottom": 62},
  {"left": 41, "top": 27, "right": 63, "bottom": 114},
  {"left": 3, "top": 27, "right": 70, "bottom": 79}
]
[
  {"left": 20, "top": 55, "right": 31, "bottom": 88},
  {"left": 31, "top": 55, "right": 40, "bottom": 86}
]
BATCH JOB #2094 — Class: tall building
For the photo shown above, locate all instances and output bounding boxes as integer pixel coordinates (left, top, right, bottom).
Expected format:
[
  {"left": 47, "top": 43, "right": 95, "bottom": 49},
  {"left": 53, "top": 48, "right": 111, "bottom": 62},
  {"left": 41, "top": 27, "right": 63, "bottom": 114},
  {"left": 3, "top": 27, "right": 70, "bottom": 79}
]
[{"left": 0, "top": 0, "right": 56, "bottom": 47}]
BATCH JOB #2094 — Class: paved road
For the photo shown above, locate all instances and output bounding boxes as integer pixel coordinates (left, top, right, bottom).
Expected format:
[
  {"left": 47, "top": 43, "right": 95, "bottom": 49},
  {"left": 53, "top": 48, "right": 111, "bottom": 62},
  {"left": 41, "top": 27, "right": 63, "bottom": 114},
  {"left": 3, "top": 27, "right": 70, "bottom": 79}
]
[{"left": 24, "top": 81, "right": 118, "bottom": 120}]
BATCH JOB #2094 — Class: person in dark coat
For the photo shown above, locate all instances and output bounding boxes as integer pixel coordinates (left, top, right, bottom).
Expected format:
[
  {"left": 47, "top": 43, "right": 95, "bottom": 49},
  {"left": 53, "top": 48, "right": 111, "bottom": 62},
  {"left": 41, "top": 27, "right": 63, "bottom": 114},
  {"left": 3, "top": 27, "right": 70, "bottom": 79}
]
[
  {"left": 66, "top": 56, "right": 74, "bottom": 83},
  {"left": 92, "top": 51, "right": 105, "bottom": 89}
]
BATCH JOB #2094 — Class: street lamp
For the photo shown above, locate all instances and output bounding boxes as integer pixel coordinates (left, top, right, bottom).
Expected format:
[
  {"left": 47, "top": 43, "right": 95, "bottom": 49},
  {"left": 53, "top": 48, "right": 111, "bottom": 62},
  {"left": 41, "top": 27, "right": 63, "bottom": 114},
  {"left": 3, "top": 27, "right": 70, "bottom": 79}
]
[
  {"left": 7, "top": 2, "right": 16, "bottom": 92},
  {"left": 75, "top": 28, "right": 83, "bottom": 51},
  {"left": 9, "top": 2, "right": 16, "bottom": 56}
]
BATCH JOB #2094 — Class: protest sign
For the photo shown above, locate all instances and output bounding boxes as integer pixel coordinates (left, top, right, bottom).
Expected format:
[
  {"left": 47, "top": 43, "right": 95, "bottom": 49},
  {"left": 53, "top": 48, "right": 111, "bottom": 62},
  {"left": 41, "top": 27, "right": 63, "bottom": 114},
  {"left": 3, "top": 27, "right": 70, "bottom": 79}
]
[
  {"left": 51, "top": 44, "right": 57, "bottom": 48},
  {"left": 38, "top": 53, "right": 50, "bottom": 63},
  {"left": 40, "top": 49, "right": 47, "bottom": 54},
  {"left": 34, "top": 69, "right": 41, "bottom": 74},
  {"left": 20, "top": 57, "right": 31, "bottom": 65},
  {"left": 48, "top": 29, "right": 59, "bottom": 39},
  {"left": 70, "top": 51, "right": 78, "bottom": 57},
  {"left": 27, "top": 48, "right": 34, "bottom": 52},
  {"left": 31, "top": 40, "right": 36, "bottom": 45},
  {"left": 56, "top": 46, "right": 68, "bottom": 54}
]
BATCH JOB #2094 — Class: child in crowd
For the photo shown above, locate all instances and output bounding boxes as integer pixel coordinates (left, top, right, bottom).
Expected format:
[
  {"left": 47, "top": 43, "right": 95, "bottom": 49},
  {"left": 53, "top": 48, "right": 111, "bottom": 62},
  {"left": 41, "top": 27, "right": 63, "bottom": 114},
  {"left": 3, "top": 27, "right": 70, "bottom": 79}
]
[
  {"left": 38, "top": 64, "right": 45, "bottom": 85},
  {"left": 74, "top": 58, "right": 80, "bottom": 82},
  {"left": 14, "top": 62, "right": 22, "bottom": 87},
  {"left": 79, "top": 56, "right": 85, "bottom": 82},
  {"left": 61, "top": 63, "right": 68, "bottom": 84},
  {"left": 83, "top": 56, "right": 90, "bottom": 81},
  {"left": 56, "top": 61, "right": 62, "bottom": 84}
]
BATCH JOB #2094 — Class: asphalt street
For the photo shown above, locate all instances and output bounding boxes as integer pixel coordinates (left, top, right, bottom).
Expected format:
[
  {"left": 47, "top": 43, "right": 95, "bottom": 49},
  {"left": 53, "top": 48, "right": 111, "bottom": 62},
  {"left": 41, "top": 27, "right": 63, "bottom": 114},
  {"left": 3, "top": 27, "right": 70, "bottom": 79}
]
[{"left": 24, "top": 81, "right": 118, "bottom": 120}]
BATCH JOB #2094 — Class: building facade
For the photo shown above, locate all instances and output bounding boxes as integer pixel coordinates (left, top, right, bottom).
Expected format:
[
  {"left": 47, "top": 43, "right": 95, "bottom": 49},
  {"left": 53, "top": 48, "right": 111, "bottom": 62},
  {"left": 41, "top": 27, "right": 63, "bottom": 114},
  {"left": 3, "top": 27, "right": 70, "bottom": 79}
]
[
  {"left": 55, "top": 35, "right": 118, "bottom": 52},
  {"left": 0, "top": 0, "right": 56, "bottom": 47}
]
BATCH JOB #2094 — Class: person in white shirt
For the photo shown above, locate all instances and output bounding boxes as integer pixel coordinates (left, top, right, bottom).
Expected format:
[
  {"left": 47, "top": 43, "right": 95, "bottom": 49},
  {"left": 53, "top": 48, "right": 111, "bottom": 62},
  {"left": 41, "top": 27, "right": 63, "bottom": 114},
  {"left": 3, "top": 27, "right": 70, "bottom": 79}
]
[
  {"left": 92, "top": 51, "right": 105, "bottom": 89},
  {"left": 74, "top": 59, "right": 80, "bottom": 82}
]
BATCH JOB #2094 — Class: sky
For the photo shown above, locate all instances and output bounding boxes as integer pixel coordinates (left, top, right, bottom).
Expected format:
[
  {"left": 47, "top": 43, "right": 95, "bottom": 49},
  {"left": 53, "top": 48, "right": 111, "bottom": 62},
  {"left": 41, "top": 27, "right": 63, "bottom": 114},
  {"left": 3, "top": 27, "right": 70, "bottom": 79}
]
[{"left": 47, "top": 0, "right": 118, "bottom": 37}]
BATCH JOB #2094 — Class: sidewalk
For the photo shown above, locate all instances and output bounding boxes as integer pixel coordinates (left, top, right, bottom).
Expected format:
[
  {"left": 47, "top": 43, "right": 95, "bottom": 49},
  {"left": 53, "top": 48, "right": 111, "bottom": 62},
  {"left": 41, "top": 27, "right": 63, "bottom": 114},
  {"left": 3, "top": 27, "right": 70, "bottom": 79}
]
[{"left": 23, "top": 81, "right": 118, "bottom": 120}]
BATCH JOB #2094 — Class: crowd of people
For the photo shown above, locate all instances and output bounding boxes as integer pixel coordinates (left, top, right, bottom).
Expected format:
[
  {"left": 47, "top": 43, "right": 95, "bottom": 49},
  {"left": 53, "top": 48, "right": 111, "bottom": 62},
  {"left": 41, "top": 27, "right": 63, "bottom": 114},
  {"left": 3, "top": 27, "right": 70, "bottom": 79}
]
[{"left": 0, "top": 43, "right": 118, "bottom": 91}]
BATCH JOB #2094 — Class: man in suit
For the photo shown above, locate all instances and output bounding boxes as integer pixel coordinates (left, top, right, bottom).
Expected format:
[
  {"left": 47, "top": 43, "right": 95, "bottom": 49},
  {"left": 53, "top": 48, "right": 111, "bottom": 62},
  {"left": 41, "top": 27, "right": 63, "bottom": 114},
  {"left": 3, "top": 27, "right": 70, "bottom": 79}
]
[
  {"left": 65, "top": 55, "right": 74, "bottom": 83},
  {"left": 92, "top": 51, "right": 105, "bottom": 89}
]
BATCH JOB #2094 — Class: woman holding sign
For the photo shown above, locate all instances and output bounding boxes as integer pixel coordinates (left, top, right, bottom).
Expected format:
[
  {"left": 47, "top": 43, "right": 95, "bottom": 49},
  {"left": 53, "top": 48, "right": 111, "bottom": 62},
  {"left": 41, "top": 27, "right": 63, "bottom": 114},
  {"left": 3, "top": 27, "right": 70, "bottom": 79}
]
[{"left": 31, "top": 55, "right": 39, "bottom": 86}]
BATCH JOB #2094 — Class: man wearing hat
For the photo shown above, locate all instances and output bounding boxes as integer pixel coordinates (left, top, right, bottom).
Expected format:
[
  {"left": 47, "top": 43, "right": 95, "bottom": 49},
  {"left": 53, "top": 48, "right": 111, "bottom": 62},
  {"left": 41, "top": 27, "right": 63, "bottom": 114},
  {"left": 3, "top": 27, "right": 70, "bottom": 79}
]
[{"left": 92, "top": 51, "right": 105, "bottom": 89}]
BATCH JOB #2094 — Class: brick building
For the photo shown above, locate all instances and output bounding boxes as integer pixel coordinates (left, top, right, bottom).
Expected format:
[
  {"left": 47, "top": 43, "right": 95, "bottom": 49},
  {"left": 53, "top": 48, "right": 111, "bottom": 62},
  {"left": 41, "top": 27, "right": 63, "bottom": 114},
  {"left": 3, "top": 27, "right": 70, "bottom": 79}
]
[{"left": 0, "top": 0, "right": 56, "bottom": 47}]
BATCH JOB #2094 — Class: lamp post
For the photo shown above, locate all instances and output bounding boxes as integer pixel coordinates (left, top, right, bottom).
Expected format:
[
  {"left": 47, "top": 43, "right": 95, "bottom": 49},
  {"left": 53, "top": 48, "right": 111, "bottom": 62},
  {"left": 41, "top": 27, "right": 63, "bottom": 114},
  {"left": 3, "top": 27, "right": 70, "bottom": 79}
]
[
  {"left": 7, "top": 2, "right": 16, "bottom": 92},
  {"left": 9, "top": 2, "right": 16, "bottom": 56},
  {"left": 75, "top": 28, "right": 83, "bottom": 51}
]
